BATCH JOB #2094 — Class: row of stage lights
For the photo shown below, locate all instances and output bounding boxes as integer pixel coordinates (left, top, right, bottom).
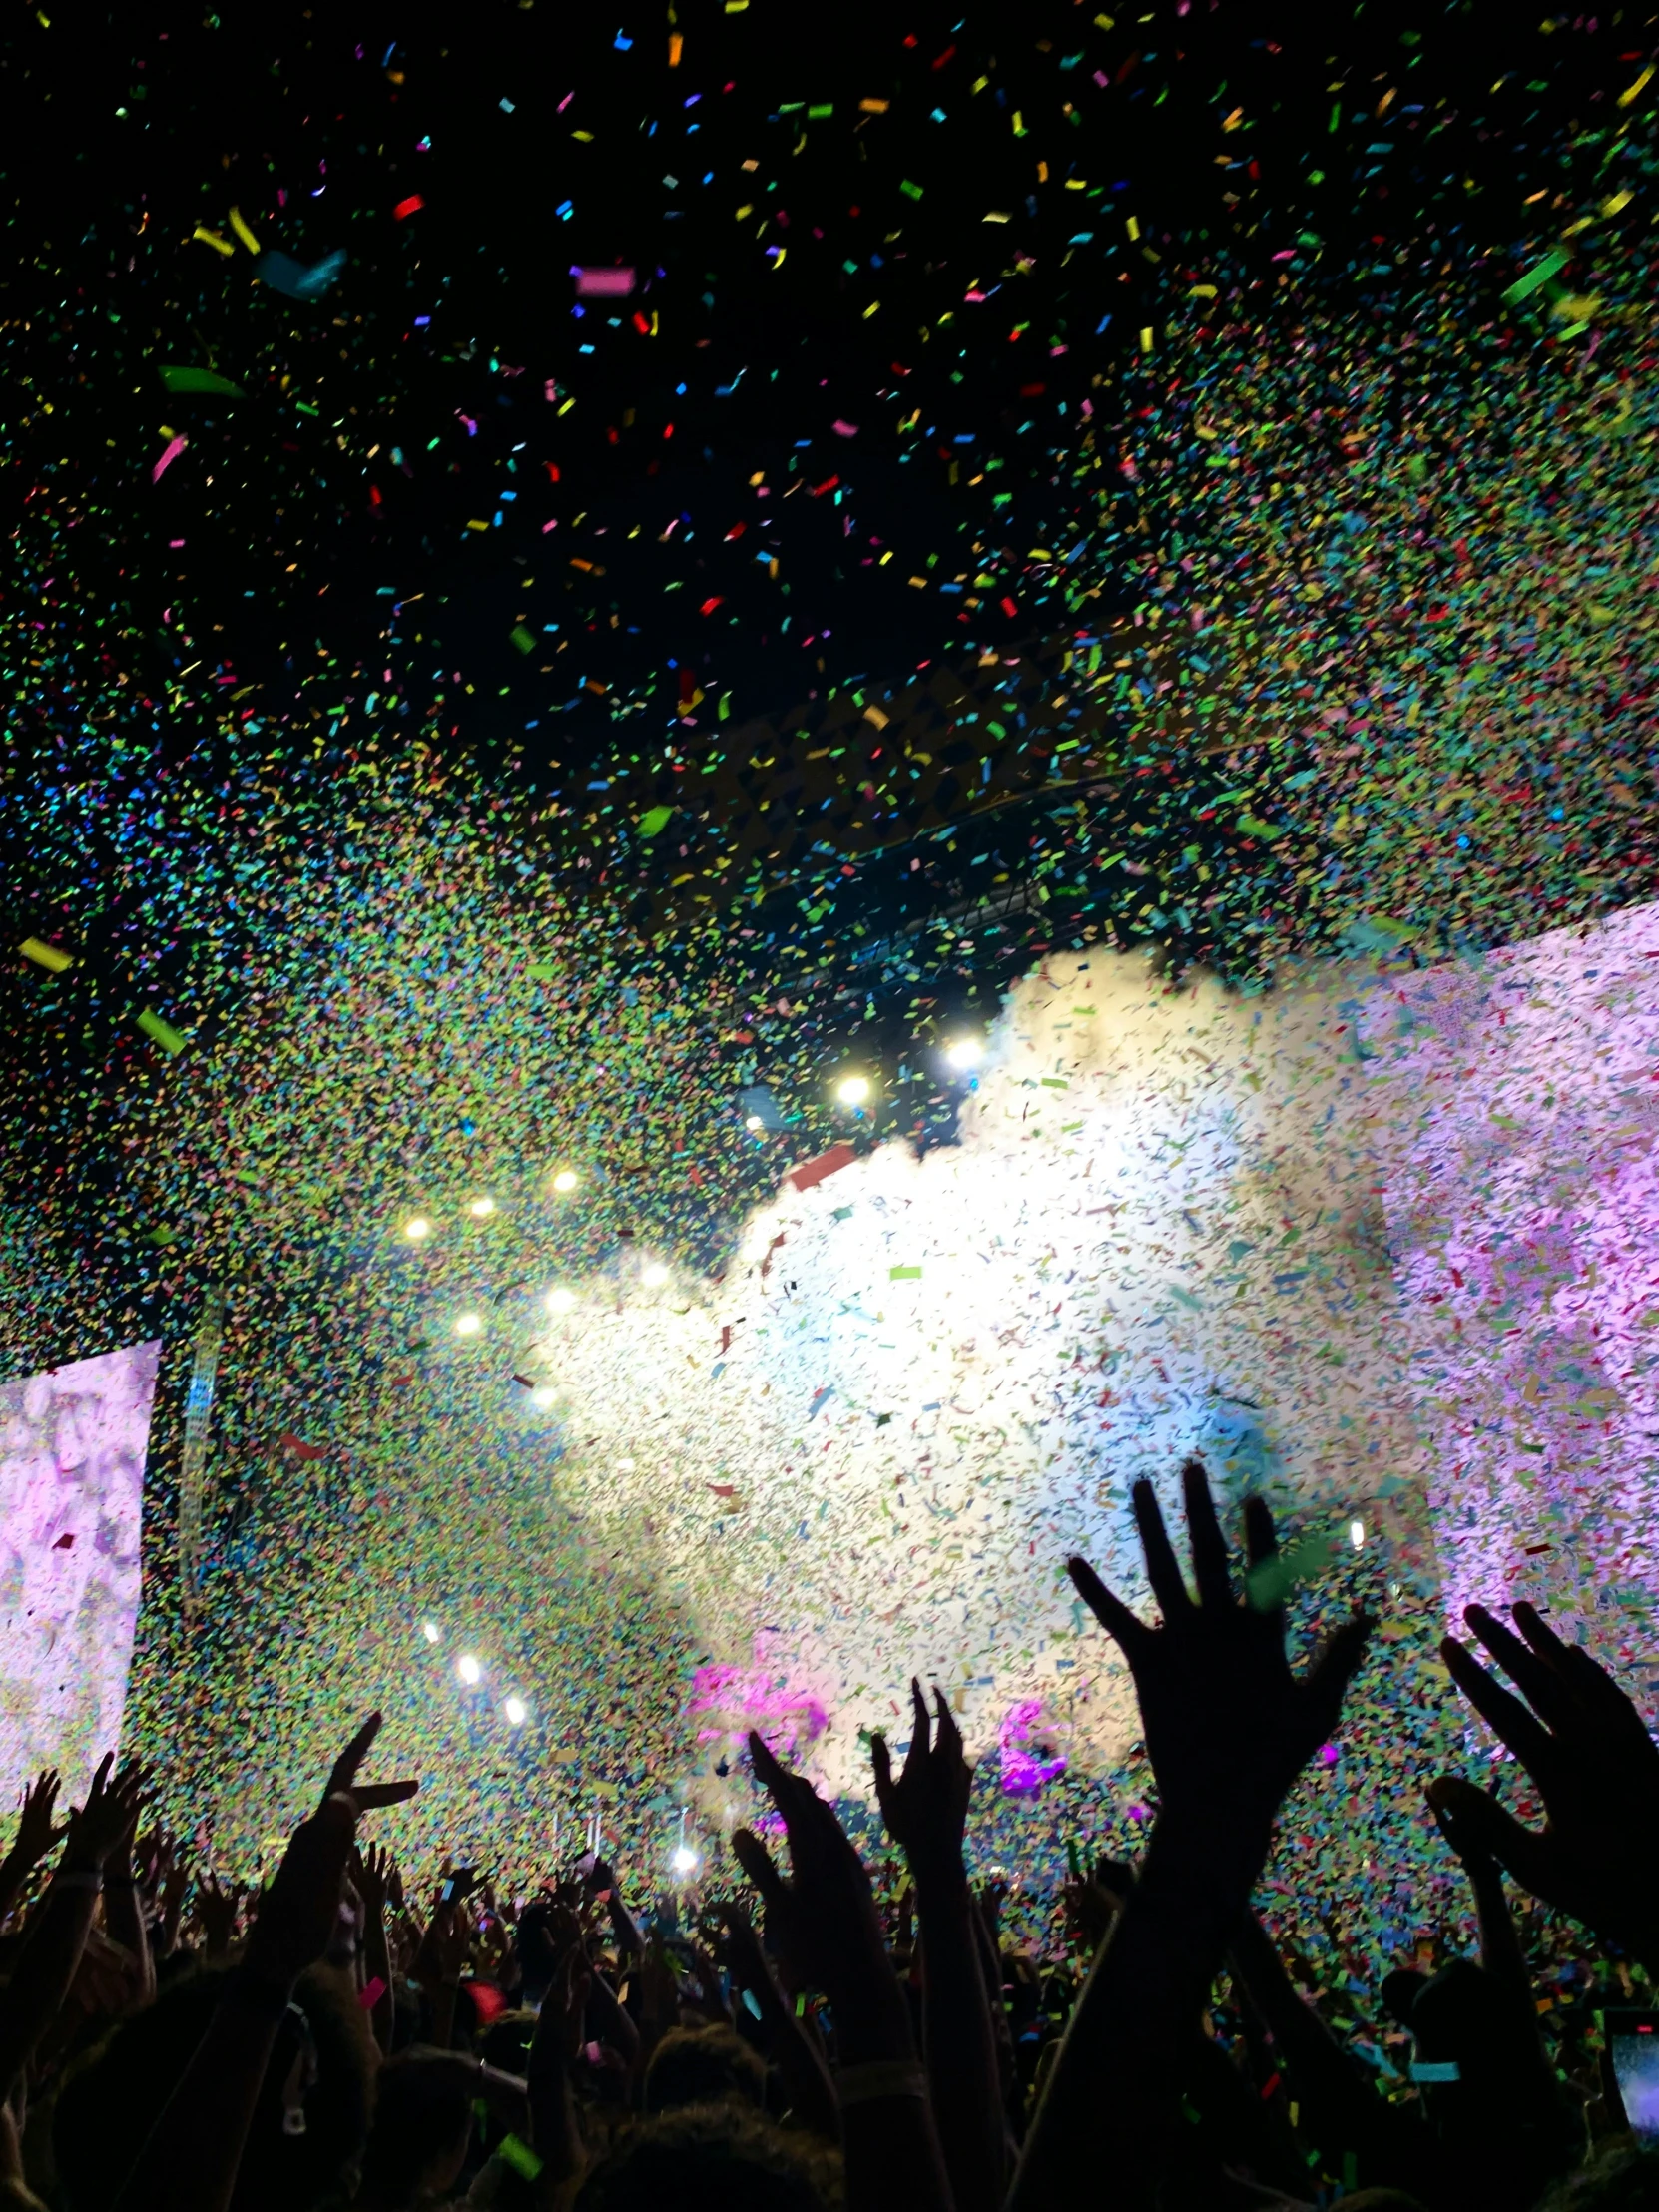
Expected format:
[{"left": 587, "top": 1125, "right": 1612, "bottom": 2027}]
[{"left": 394, "top": 1036, "right": 984, "bottom": 1347}]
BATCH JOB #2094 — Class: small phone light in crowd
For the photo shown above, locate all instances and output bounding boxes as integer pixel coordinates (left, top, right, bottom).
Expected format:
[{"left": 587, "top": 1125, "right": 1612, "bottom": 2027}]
[
  {"left": 552, "top": 1168, "right": 579, "bottom": 1192},
  {"left": 458, "top": 1654, "right": 482, "bottom": 1685},
  {"left": 1350, "top": 1518, "right": 1366, "bottom": 1549},
  {"left": 468, "top": 1196, "right": 497, "bottom": 1218},
  {"left": 546, "top": 1287, "right": 577, "bottom": 1314},
  {"left": 671, "top": 1845, "right": 699, "bottom": 1876},
  {"left": 421, "top": 1621, "right": 441, "bottom": 1644},
  {"left": 404, "top": 1215, "right": 432, "bottom": 1241},
  {"left": 455, "top": 1312, "right": 483, "bottom": 1338},
  {"left": 642, "top": 1262, "right": 670, "bottom": 1288},
  {"left": 745, "top": 1114, "right": 764, "bottom": 1131},
  {"left": 531, "top": 1385, "right": 559, "bottom": 1409},
  {"left": 503, "top": 1696, "right": 527, "bottom": 1726}
]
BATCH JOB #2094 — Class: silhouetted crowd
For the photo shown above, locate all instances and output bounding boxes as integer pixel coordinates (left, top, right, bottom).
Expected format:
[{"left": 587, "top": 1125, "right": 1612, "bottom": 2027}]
[{"left": 1, "top": 1463, "right": 1656, "bottom": 2210}]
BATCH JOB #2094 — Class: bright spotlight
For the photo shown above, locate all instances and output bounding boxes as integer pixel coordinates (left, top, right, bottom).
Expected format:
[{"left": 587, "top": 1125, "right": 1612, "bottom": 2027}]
[
  {"left": 404, "top": 1216, "right": 432, "bottom": 1242},
  {"left": 671, "top": 1844, "right": 699, "bottom": 1876},
  {"left": 546, "top": 1287, "right": 577, "bottom": 1315},
  {"left": 945, "top": 1036, "right": 983, "bottom": 1072},
  {"left": 457, "top": 1654, "right": 482, "bottom": 1686},
  {"left": 468, "top": 1196, "right": 497, "bottom": 1219},
  {"left": 455, "top": 1312, "right": 483, "bottom": 1338},
  {"left": 503, "top": 1695, "right": 527, "bottom": 1727},
  {"left": 552, "top": 1168, "right": 579, "bottom": 1193},
  {"left": 835, "top": 1073, "right": 871, "bottom": 1107},
  {"left": 642, "top": 1262, "right": 670, "bottom": 1289},
  {"left": 421, "top": 1622, "right": 441, "bottom": 1645}
]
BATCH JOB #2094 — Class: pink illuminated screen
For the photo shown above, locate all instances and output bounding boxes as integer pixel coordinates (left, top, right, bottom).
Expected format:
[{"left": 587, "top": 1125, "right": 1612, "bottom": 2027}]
[{"left": 0, "top": 1342, "right": 157, "bottom": 1804}]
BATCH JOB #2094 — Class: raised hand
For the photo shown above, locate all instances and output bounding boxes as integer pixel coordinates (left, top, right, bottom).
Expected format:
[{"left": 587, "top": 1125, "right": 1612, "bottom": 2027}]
[
  {"left": 351, "top": 1841, "right": 394, "bottom": 1917},
  {"left": 733, "top": 1731, "right": 892, "bottom": 2017},
  {"left": 1429, "top": 1599, "right": 1659, "bottom": 1967},
  {"left": 871, "top": 1680, "right": 973, "bottom": 1887},
  {"left": 61, "top": 1757, "right": 149, "bottom": 1873},
  {"left": 13, "top": 1771, "right": 66, "bottom": 1870},
  {"left": 245, "top": 1713, "right": 417, "bottom": 1994},
  {"left": 1068, "top": 1460, "right": 1372, "bottom": 1831},
  {"left": 197, "top": 1873, "right": 242, "bottom": 1959}
]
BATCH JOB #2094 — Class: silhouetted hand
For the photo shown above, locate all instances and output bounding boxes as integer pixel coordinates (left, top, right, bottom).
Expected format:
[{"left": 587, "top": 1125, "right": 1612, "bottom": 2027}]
[
  {"left": 12, "top": 1771, "right": 67, "bottom": 1870},
  {"left": 1068, "top": 1460, "right": 1372, "bottom": 1830},
  {"left": 872, "top": 1679, "right": 973, "bottom": 1889},
  {"left": 61, "top": 1757, "right": 149, "bottom": 1873},
  {"left": 350, "top": 1841, "right": 394, "bottom": 1917},
  {"left": 1430, "top": 1599, "right": 1659, "bottom": 1965},
  {"left": 197, "top": 1873, "right": 242, "bottom": 1959},
  {"left": 734, "top": 1731, "right": 891, "bottom": 2015},
  {"left": 245, "top": 1712, "right": 417, "bottom": 1993}
]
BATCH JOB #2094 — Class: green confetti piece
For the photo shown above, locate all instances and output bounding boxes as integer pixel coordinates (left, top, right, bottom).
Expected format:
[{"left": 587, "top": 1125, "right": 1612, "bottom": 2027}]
[
  {"left": 888, "top": 1265, "right": 922, "bottom": 1280},
  {"left": 1502, "top": 246, "right": 1570, "bottom": 304},
  {"left": 160, "top": 366, "right": 247, "bottom": 397},
  {"left": 638, "top": 805, "right": 674, "bottom": 837},
  {"left": 510, "top": 625, "right": 537, "bottom": 654},
  {"left": 137, "top": 1010, "right": 187, "bottom": 1057},
  {"left": 499, "top": 2135, "right": 543, "bottom": 2181},
  {"left": 900, "top": 179, "right": 923, "bottom": 200},
  {"left": 527, "top": 961, "right": 559, "bottom": 982}
]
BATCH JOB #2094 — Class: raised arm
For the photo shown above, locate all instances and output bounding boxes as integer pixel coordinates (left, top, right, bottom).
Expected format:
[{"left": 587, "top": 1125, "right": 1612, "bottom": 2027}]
[
  {"left": 0, "top": 1754, "right": 147, "bottom": 2100},
  {"left": 717, "top": 1899, "right": 840, "bottom": 2143},
  {"left": 1008, "top": 1462, "right": 1371, "bottom": 2212},
  {"left": 1430, "top": 1597, "right": 1659, "bottom": 1973},
  {"left": 872, "top": 1679, "right": 1006, "bottom": 2212},
  {"left": 736, "top": 1731, "right": 956, "bottom": 2212},
  {"left": 0, "top": 1770, "right": 67, "bottom": 1928},
  {"left": 110, "top": 1713, "right": 417, "bottom": 2212}
]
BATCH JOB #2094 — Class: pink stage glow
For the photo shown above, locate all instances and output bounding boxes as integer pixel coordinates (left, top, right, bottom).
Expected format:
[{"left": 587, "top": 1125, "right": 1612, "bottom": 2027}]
[{"left": 0, "top": 1342, "right": 157, "bottom": 1804}]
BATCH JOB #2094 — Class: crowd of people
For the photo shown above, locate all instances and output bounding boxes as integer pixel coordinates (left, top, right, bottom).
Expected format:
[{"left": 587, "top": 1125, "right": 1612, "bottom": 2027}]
[{"left": 0, "top": 1462, "right": 1655, "bottom": 2210}]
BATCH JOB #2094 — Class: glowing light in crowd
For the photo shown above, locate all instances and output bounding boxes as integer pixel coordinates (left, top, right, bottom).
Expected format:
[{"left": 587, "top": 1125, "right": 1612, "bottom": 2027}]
[
  {"left": 642, "top": 1262, "right": 670, "bottom": 1288},
  {"left": 671, "top": 1844, "right": 699, "bottom": 1875},
  {"left": 552, "top": 1168, "right": 579, "bottom": 1193},
  {"left": 421, "top": 1622, "right": 441, "bottom": 1644},
  {"left": 455, "top": 1312, "right": 482, "bottom": 1338},
  {"left": 531, "top": 1386, "right": 559, "bottom": 1410},
  {"left": 745, "top": 1114, "right": 764, "bottom": 1132},
  {"left": 835, "top": 1072, "right": 870, "bottom": 1107},
  {"left": 469, "top": 1196, "right": 497, "bottom": 1218},
  {"left": 1350, "top": 1518, "right": 1366, "bottom": 1549},
  {"left": 503, "top": 1696, "right": 527, "bottom": 1726},
  {"left": 945, "top": 1036, "right": 983, "bottom": 1072},
  {"left": 457, "top": 1654, "right": 481, "bottom": 1685},
  {"left": 403, "top": 1215, "right": 431, "bottom": 1241},
  {"left": 546, "top": 1287, "right": 576, "bottom": 1314}
]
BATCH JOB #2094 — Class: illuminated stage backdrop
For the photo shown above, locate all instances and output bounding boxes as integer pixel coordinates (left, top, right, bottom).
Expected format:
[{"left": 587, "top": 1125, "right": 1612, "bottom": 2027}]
[
  {"left": 0, "top": 1342, "right": 157, "bottom": 1804},
  {"left": 498, "top": 904, "right": 1659, "bottom": 1808}
]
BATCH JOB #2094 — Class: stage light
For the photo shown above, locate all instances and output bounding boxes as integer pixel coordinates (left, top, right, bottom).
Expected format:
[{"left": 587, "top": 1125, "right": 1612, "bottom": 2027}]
[
  {"left": 504, "top": 1695, "right": 527, "bottom": 1726},
  {"left": 469, "top": 1196, "right": 497, "bottom": 1219},
  {"left": 552, "top": 1168, "right": 579, "bottom": 1193},
  {"left": 455, "top": 1312, "right": 483, "bottom": 1338},
  {"left": 642, "top": 1262, "right": 670, "bottom": 1288},
  {"left": 404, "top": 1216, "right": 432, "bottom": 1242},
  {"left": 671, "top": 1844, "right": 699, "bottom": 1876},
  {"left": 945, "top": 1036, "right": 983, "bottom": 1072},
  {"left": 745, "top": 1114, "right": 764, "bottom": 1132},
  {"left": 421, "top": 1622, "right": 441, "bottom": 1644},
  {"left": 531, "top": 1386, "right": 559, "bottom": 1410},
  {"left": 1350, "top": 1518, "right": 1366, "bottom": 1549},
  {"left": 835, "top": 1072, "right": 871, "bottom": 1107},
  {"left": 546, "top": 1287, "right": 576, "bottom": 1314},
  {"left": 458, "top": 1654, "right": 482, "bottom": 1685}
]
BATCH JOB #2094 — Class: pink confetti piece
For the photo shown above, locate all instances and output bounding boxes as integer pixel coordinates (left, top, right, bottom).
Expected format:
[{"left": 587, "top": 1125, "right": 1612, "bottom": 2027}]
[{"left": 152, "top": 435, "right": 188, "bottom": 483}]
